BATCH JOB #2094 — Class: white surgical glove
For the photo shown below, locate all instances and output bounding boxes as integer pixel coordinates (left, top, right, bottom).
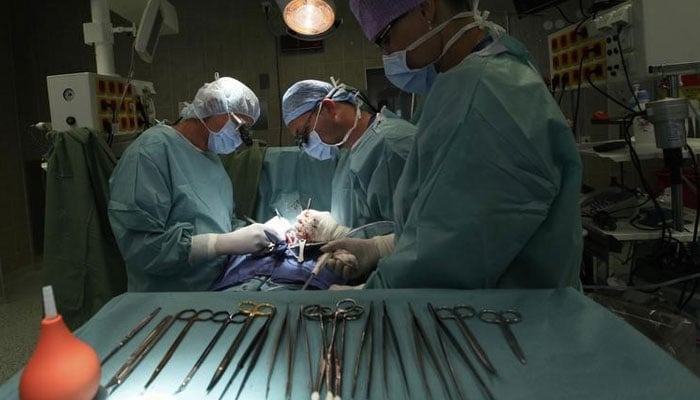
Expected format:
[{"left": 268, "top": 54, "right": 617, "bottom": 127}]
[
  {"left": 295, "top": 210, "right": 350, "bottom": 242},
  {"left": 189, "top": 223, "right": 278, "bottom": 262},
  {"left": 263, "top": 216, "right": 293, "bottom": 241},
  {"left": 320, "top": 234, "right": 394, "bottom": 281}
]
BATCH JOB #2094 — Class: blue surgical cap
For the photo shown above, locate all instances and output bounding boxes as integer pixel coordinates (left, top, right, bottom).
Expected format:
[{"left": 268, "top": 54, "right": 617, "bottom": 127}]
[
  {"left": 282, "top": 79, "right": 359, "bottom": 125},
  {"left": 181, "top": 77, "right": 260, "bottom": 121}
]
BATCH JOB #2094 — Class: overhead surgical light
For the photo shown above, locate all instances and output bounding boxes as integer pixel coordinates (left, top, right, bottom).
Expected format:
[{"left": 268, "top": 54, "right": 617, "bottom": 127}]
[{"left": 275, "top": 0, "right": 340, "bottom": 39}]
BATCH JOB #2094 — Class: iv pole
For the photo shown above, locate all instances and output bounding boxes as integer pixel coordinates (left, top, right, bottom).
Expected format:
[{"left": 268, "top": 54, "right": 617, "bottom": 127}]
[{"left": 646, "top": 61, "right": 700, "bottom": 231}]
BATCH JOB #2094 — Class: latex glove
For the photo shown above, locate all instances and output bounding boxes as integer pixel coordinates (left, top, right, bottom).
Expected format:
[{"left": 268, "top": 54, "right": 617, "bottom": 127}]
[
  {"left": 320, "top": 234, "right": 394, "bottom": 281},
  {"left": 190, "top": 223, "right": 278, "bottom": 262},
  {"left": 263, "top": 215, "right": 293, "bottom": 242},
  {"left": 295, "top": 209, "right": 350, "bottom": 242}
]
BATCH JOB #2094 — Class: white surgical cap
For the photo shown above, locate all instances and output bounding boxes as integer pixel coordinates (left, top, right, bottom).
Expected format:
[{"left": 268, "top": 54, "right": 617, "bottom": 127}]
[
  {"left": 282, "top": 79, "right": 359, "bottom": 126},
  {"left": 180, "top": 77, "right": 260, "bottom": 122}
]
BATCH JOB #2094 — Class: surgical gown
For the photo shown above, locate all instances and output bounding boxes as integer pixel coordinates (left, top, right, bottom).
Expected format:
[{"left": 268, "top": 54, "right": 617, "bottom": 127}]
[
  {"left": 330, "top": 109, "right": 416, "bottom": 228},
  {"left": 108, "top": 124, "right": 238, "bottom": 292},
  {"left": 366, "top": 35, "right": 583, "bottom": 289},
  {"left": 349, "top": 109, "right": 416, "bottom": 227}
]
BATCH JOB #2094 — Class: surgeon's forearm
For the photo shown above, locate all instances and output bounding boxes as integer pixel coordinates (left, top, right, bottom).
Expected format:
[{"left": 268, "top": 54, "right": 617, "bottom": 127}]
[{"left": 189, "top": 233, "right": 217, "bottom": 263}]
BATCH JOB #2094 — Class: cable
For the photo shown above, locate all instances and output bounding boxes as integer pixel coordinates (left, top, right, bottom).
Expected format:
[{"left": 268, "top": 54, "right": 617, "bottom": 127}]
[
  {"left": 679, "top": 279, "right": 698, "bottom": 310},
  {"left": 263, "top": 6, "right": 285, "bottom": 146},
  {"left": 616, "top": 26, "right": 641, "bottom": 111},
  {"left": 557, "top": 80, "right": 567, "bottom": 105},
  {"left": 571, "top": 48, "right": 587, "bottom": 136},
  {"left": 579, "top": 0, "right": 589, "bottom": 17},
  {"left": 554, "top": 5, "right": 576, "bottom": 24},
  {"left": 685, "top": 145, "right": 700, "bottom": 246},
  {"left": 585, "top": 74, "right": 634, "bottom": 112}
]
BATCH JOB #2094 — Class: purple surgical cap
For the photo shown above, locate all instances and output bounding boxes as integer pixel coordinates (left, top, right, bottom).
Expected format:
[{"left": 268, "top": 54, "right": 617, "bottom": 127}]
[{"left": 350, "top": 0, "right": 425, "bottom": 41}]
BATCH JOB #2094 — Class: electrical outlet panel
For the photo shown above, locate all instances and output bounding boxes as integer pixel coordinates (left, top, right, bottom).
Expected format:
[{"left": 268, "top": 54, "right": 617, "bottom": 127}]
[
  {"left": 47, "top": 72, "right": 157, "bottom": 154},
  {"left": 548, "top": 24, "right": 608, "bottom": 91},
  {"left": 586, "top": 0, "right": 700, "bottom": 83}
]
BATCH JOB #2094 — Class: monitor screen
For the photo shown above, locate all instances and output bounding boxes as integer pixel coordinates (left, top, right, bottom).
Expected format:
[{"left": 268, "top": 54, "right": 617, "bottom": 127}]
[{"left": 513, "top": 0, "right": 567, "bottom": 16}]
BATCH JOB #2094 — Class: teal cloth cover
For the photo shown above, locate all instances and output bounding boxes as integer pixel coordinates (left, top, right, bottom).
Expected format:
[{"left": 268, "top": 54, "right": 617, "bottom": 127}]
[{"left": 2, "top": 288, "right": 698, "bottom": 399}]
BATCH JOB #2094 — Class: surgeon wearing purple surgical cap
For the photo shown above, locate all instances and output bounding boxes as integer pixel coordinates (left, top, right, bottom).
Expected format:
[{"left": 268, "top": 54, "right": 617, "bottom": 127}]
[{"left": 318, "top": 0, "right": 583, "bottom": 291}]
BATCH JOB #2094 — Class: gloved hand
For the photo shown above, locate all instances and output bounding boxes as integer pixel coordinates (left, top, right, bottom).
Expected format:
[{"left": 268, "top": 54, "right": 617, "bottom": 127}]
[
  {"left": 190, "top": 223, "right": 279, "bottom": 262},
  {"left": 263, "top": 216, "right": 293, "bottom": 242},
  {"left": 295, "top": 209, "right": 350, "bottom": 242},
  {"left": 320, "top": 234, "right": 394, "bottom": 281}
]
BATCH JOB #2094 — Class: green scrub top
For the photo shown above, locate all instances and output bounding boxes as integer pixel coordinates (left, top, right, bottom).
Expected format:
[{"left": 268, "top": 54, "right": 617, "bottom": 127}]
[
  {"left": 367, "top": 35, "right": 583, "bottom": 289},
  {"left": 348, "top": 109, "right": 416, "bottom": 227},
  {"left": 108, "top": 124, "right": 237, "bottom": 292}
]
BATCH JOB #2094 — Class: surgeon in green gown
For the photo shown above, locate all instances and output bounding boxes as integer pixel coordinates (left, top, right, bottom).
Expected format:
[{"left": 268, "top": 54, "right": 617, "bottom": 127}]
[
  {"left": 318, "top": 0, "right": 583, "bottom": 289},
  {"left": 108, "top": 76, "right": 279, "bottom": 292},
  {"left": 282, "top": 79, "right": 417, "bottom": 244}
]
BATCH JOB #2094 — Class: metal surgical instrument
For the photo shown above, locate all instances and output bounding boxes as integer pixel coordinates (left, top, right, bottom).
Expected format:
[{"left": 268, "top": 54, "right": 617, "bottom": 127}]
[
  {"left": 381, "top": 301, "right": 409, "bottom": 398},
  {"left": 101, "top": 306, "right": 161, "bottom": 365},
  {"left": 176, "top": 310, "right": 239, "bottom": 394},
  {"left": 351, "top": 301, "right": 373, "bottom": 400},
  {"left": 301, "top": 252, "right": 330, "bottom": 290},
  {"left": 408, "top": 303, "right": 453, "bottom": 400},
  {"left": 207, "top": 301, "right": 275, "bottom": 392},
  {"left": 105, "top": 314, "right": 175, "bottom": 393},
  {"left": 435, "top": 304, "right": 497, "bottom": 375},
  {"left": 265, "top": 305, "right": 289, "bottom": 399},
  {"left": 479, "top": 309, "right": 526, "bottom": 364},
  {"left": 220, "top": 307, "right": 277, "bottom": 400},
  {"left": 428, "top": 303, "right": 495, "bottom": 400},
  {"left": 144, "top": 308, "right": 224, "bottom": 389}
]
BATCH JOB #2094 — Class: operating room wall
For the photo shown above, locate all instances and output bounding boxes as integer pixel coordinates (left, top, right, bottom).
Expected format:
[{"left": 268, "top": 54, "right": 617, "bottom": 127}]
[
  {"left": 3, "top": 0, "right": 614, "bottom": 272},
  {"left": 0, "top": 1, "right": 34, "bottom": 276}
]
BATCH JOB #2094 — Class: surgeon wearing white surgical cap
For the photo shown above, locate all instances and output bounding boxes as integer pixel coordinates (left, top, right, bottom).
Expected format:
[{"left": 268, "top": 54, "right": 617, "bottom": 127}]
[
  {"left": 318, "top": 0, "right": 583, "bottom": 289},
  {"left": 282, "top": 79, "right": 416, "bottom": 251},
  {"left": 108, "top": 76, "right": 281, "bottom": 292}
]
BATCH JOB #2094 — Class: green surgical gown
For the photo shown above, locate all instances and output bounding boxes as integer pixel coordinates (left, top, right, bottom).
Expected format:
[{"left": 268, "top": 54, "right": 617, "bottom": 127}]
[
  {"left": 366, "top": 35, "right": 583, "bottom": 289},
  {"left": 349, "top": 109, "right": 416, "bottom": 227},
  {"left": 331, "top": 110, "right": 416, "bottom": 228},
  {"left": 108, "top": 125, "right": 236, "bottom": 292}
]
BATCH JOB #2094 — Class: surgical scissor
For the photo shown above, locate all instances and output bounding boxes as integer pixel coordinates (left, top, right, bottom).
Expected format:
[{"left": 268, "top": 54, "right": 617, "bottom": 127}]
[
  {"left": 175, "top": 310, "right": 235, "bottom": 394},
  {"left": 144, "top": 308, "right": 226, "bottom": 389},
  {"left": 207, "top": 301, "right": 275, "bottom": 391},
  {"left": 478, "top": 309, "right": 527, "bottom": 364},
  {"left": 434, "top": 304, "right": 497, "bottom": 375}
]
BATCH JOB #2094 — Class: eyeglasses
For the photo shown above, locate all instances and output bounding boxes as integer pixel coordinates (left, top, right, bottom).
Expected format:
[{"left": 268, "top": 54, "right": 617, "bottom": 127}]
[
  {"left": 230, "top": 113, "right": 254, "bottom": 146},
  {"left": 294, "top": 108, "right": 318, "bottom": 147},
  {"left": 374, "top": 9, "right": 413, "bottom": 53}
]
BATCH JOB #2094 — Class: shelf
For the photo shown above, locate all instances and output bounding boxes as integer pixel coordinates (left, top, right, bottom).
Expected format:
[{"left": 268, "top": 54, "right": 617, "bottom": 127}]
[
  {"left": 583, "top": 208, "right": 699, "bottom": 242},
  {"left": 578, "top": 138, "right": 700, "bottom": 162}
]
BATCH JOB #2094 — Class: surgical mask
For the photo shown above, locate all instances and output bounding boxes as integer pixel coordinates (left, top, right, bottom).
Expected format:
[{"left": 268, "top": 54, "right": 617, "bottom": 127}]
[
  {"left": 302, "top": 131, "right": 338, "bottom": 160},
  {"left": 301, "top": 104, "right": 339, "bottom": 160},
  {"left": 201, "top": 114, "right": 243, "bottom": 154},
  {"left": 383, "top": 5, "right": 500, "bottom": 94}
]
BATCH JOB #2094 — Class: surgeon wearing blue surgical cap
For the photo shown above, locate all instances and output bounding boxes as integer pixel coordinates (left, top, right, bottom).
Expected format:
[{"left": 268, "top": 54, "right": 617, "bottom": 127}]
[
  {"left": 318, "top": 0, "right": 583, "bottom": 289},
  {"left": 108, "top": 76, "right": 280, "bottom": 292},
  {"left": 282, "top": 79, "right": 416, "bottom": 248}
]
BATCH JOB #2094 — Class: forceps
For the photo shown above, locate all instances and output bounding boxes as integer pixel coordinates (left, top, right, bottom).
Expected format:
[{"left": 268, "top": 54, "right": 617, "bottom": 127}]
[
  {"left": 105, "top": 314, "right": 175, "bottom": 393},
  {"left": 207, "top": 301, "right": 275, "bottom": 391},
  {"left": 435, "top": 304, "right": 497, "bottom": 375},
  {"left": 101, "top": 306, "right": 161, "bottom": 365},
  {"left": 303, "top": 299, "right": 364, "bottom": 400},
  {"left": 479, "top": 309, "right": 527, "bottom": 364},
  {"left": 145, "top": 309, "right": 225, "bottom": 389}
]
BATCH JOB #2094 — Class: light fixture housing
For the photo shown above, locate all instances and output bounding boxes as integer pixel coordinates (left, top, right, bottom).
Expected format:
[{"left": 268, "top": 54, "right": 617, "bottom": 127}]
[{"left": 276, "top": 0, "right": 339, "bottom": 39}]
